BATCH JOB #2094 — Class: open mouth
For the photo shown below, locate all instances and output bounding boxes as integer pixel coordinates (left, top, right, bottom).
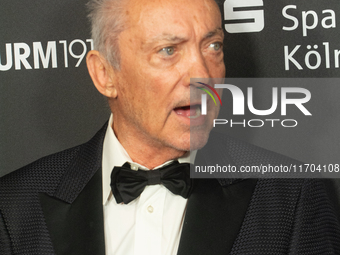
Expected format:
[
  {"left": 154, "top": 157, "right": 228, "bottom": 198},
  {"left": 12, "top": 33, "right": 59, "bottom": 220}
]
[{"left": 173, "top": 104, "right": 201, "bottom": 119}]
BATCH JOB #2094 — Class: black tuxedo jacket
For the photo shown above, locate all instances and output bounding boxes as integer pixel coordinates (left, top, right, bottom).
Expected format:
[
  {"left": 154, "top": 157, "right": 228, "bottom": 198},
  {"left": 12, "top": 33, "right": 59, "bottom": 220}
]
[{"left": 1, "top": 123, "right": 340, "bottom": 254}]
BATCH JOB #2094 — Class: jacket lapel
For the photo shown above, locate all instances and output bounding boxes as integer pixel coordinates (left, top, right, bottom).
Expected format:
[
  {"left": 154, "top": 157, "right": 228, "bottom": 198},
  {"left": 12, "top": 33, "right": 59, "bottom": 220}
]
[
  {"left": 39, "top": 169, "right": 105, "bottom": 255},
  {"left": 39, "top": 124, "right": 107, "bottom": 255},
  {"left": 177, "top": 132, "right": 257, "bottom": 254},
  {"left": 177, "top": 178, "right": 257, "bottom": 255}
]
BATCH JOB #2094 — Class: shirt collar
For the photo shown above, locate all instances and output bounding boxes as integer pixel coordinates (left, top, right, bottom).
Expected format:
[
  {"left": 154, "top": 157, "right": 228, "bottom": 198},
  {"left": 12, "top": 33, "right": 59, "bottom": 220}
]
[{"left": 102, "top": 114, "right": 197, "bottom": 205}]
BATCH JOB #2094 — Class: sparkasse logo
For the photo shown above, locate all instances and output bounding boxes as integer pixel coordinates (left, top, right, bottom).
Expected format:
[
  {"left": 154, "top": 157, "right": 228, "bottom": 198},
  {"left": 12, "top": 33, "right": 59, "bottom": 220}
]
[{"left": 224, "top": 0, "right": 264, "bottom": 33}]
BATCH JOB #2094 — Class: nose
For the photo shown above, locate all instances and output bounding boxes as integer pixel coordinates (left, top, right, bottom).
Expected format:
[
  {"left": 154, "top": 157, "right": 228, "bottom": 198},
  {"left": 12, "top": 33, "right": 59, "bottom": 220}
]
[{"left": 184, "top": 49, "right": 210, "bottom": 86}]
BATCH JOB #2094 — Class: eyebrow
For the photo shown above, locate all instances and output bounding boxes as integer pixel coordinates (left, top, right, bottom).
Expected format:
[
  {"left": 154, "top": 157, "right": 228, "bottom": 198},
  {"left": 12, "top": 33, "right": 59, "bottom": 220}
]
[
  {"left": 146, "top": 33, "right": 188, "bottom": 45},
  {"left": 152, "top": 28, "right": 223, "bottom": 42},
  {"left": 204, "top": 27, "right": 224, "bottom": 39}
]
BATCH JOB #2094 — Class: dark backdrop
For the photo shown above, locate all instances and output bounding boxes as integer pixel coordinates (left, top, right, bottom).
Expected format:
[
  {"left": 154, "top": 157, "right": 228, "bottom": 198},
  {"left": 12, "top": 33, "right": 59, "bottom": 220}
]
[{"left": 1, "top": 0, "right": 340, "bottom": 177}]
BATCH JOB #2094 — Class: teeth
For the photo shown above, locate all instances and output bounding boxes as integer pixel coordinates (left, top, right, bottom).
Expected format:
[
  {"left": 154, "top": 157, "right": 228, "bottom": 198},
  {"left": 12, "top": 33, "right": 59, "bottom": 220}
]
[{"left": 188, "top": 106, "right": 201, "bottom": 119}]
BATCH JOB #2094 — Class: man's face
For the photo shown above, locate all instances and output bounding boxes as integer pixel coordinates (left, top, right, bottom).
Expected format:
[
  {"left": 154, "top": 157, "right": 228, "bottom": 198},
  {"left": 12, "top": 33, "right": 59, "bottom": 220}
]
[{"left": 111, "top": 0, "right": 225, "bottom": 153}]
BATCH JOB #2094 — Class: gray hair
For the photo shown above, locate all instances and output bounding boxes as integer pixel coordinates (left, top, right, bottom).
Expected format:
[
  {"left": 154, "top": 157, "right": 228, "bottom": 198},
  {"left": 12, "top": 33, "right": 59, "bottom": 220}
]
[{"left": 87, "top": 0, "right": 127, "bottom": 69}]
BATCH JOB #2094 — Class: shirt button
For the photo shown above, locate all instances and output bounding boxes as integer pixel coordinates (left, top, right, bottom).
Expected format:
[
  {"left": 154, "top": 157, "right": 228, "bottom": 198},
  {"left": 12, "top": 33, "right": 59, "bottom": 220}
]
[
  {"left": 131, "top": 164, "right": 139, "bottom": 171},
  {"left": 147, "top": 205, "right": 154, "bottom": 213}
]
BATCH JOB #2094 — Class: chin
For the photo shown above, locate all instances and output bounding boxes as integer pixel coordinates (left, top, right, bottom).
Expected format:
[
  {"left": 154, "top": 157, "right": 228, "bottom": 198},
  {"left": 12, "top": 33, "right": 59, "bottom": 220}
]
[
  {"left": 165, "top": 137, "right": 191, "bottom": 153},
  {"left": 189, "top": 129, "right": 210, "bottom": 151},
  {"left": 168, "top": 130, "right": 210, "bottom": 152}
]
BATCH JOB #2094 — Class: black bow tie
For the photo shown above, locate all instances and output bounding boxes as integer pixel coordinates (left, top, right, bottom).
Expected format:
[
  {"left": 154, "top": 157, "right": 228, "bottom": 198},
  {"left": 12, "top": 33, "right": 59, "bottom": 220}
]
[{"left": 110, "top": 161, "right": 193, "bottom": 204}]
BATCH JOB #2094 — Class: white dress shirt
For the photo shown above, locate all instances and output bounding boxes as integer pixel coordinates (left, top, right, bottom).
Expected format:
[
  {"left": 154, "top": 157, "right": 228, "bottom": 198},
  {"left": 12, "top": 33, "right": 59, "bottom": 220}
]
[{"left": 102, "top": 115, "right": 196, "bottom": 255}]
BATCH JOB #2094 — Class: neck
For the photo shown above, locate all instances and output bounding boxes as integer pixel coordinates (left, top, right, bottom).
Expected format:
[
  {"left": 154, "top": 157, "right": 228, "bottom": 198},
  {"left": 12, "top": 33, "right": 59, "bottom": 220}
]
[
  {"left": 126, "top": 145, "right": 186, "bottom": 169},
  {"left": 112, "top": 123, "right": 187, "bottom": 170}
]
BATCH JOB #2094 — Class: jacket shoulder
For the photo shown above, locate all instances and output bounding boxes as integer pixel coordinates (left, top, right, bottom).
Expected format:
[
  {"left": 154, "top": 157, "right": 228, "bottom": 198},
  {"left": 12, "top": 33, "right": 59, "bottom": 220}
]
[
  {"left": 0, "top": 145, "right": 82, "bottom": 195},
  {"left": 0, "top": 121, "right": 107, "bottom": 195}
]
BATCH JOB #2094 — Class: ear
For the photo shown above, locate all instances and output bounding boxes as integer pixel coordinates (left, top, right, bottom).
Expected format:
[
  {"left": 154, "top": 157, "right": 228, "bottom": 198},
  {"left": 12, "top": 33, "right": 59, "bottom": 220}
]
[{"left": 86, "top": 50, "right": 117, "bottom": 98}]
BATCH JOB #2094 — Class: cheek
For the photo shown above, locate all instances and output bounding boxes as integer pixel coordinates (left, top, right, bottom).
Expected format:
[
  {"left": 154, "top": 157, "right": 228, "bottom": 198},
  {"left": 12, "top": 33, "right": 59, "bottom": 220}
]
[
  {"left": 218, "top": 62, "right": 226, "bottom": 77},
  {"left": 144, "top": 69, "right": 182, "bottom": 99},
  {"left": 205, "top": 55, "right": 225, "bottom": 76}
]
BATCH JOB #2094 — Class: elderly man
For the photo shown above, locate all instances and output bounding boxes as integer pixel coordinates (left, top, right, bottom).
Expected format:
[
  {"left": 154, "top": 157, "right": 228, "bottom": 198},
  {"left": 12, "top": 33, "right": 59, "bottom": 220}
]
[{"left": 1, "top": 0, "right": 340, "bottom": 254}]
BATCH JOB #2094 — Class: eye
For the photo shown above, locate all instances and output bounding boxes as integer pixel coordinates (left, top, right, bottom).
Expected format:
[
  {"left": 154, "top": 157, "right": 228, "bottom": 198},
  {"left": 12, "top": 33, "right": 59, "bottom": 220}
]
[
  {"left": 209, "top": 42, "right": 222, "bottom": 51},
  {"left": 158, "top": 46, "right": 175, "bottom": 56}
]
